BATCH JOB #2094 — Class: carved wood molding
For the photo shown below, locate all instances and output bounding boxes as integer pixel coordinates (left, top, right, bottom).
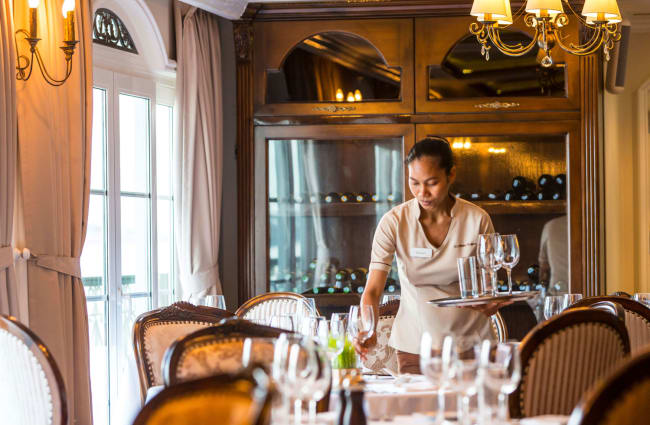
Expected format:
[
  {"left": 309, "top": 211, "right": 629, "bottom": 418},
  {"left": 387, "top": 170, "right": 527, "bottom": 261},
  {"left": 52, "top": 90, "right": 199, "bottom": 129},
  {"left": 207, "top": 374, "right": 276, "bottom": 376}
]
[
  {"left": 235, "top": 22, "right": 256, "bottom": 305},
  {"left": 580, "top": 54, "right": 604, "bottom": 297},
  {"left": 234, "top": 22, "right": 253, "bottom": 62}
]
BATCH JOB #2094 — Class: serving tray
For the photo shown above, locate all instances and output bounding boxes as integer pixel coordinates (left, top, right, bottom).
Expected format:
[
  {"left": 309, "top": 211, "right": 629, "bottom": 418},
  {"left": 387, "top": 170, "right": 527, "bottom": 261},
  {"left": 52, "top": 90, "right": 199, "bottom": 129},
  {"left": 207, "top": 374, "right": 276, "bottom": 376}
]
[{"left": 428, "top": 291, "right": 540, "bottom": 307}]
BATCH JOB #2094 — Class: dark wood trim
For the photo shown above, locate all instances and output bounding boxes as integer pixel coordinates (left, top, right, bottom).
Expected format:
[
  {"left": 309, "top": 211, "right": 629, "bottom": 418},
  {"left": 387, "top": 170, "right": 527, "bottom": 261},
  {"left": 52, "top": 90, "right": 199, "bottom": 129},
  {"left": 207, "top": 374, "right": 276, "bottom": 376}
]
[
  {"left": 235, "top": 21, "right": 257, "bottom": 306},
  {"left": 252, "top": 111, "right": 582, "bottom": 126},
  {"left": 508, "top": 307, "right": 630, "bottom": 418},
  {"left": 571, "top": 296, "right": 650, "bottom": 323},
  {"left": 0, "top": 315, "right": 68, "bottom": 425},
  {"left": 580, "top": 54, "right": 604, "bottom": 297}
]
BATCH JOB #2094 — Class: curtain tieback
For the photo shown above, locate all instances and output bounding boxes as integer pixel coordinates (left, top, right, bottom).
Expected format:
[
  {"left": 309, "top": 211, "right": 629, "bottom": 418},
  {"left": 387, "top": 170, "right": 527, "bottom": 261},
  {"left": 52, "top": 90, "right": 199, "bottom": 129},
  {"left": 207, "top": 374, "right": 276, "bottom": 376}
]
[
  {"left": 0, "top": 246, "right": 13, "bottom": 270},
  {"left": 28, "top": 252, "right": 82, "bottom": 279}
]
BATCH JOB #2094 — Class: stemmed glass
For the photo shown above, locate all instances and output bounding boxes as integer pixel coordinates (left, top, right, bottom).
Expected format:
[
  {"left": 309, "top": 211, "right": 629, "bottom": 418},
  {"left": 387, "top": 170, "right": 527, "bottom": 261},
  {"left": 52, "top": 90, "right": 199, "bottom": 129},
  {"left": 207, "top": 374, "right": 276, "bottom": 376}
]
[
  {"left": 300, "top": 316, "right": 327, "bottom": 338},
  {"left": 477, "top": 233, "right": 504, "bottom": 295},
  {"left": 499, "top": 235, "right": 520, "bottom": 295},
  {"left": 348, "top": 305, "right": 375, "bottom": 347},
  {"left": 304, "top": 344, "right": 332, "bottom": 425},
  {"left": 269, "top": 314, "right": 295, "bottom": 331},
  {"left": 287, "top": 339, "right": 320, "bottom": 425},
  {"left": 420, "top": 333, "right": 454, "bottom": 424},
  {"left": 479, "top": 341, "right": 521, "bottom": 423},
  {"left": 316, "top": 319, "right": 345, "bottom": 363},
  {"left": 446, "top": 335, "right": 481, "bottom": 425},
  {"left": 543, "top": 296, "right": 563, "bottom": 320},
  {"left": 272, "top": 334, "right": 300, "bottom": 424},
  {"left": 561, "top": 293, "right": 583, "bottom": 310}
]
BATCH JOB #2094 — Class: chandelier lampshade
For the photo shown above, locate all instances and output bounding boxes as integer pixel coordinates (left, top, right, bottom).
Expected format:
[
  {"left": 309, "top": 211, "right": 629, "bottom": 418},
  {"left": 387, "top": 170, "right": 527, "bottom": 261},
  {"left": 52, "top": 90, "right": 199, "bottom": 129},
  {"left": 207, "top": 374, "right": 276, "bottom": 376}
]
[
  {"left": 525, "top": 0, "right": 564, "bottom": 17},
  {"left": 582, "top": 0, "right": 622, "bottom": 23},
  {"left": 470, "top": 0, "right": 511, "bottom": 22}
]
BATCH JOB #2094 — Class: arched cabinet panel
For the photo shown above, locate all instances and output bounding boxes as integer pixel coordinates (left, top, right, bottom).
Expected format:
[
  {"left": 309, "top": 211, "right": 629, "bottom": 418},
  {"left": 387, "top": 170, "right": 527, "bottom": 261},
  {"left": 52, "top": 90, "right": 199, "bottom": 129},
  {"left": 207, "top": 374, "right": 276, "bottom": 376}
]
[
  {"left": 415, "top": 16, "right": 581, "bottom": 113},
  {"left": 253, "top": 19, "right": 413, "bottom": 116}
]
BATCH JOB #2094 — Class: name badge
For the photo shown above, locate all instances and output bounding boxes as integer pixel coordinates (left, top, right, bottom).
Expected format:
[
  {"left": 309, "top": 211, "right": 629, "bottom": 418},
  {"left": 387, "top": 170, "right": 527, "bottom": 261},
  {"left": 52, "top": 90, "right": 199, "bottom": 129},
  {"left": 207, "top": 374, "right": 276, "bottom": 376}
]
[{"left": 410, "top": 247, "right": 433, "bottom": 258}]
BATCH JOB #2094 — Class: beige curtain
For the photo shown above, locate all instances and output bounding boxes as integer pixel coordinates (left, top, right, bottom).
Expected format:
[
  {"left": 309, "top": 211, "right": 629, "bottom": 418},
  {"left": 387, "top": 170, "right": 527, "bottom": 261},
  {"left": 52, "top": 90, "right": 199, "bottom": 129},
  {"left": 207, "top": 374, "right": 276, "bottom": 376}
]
[
  {"left": 174, "top": 3, "right": 223, "bottom": 300},
  {"left": 14, "top": 1, "right": 93, "bottom": 424},
  {"left": 0, "top": 1, "right": 18, "bottom": 317}
]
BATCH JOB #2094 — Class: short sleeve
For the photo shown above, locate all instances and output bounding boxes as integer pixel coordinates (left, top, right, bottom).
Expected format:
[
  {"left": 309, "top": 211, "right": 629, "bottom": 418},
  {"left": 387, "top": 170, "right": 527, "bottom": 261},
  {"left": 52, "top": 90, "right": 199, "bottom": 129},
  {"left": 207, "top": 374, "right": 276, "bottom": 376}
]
[
  {"left": 369, "top": 213, "right": 397, "bottom": 272},
  {"left": 479, "top": 212, "right": 495, "bottom": 235}
]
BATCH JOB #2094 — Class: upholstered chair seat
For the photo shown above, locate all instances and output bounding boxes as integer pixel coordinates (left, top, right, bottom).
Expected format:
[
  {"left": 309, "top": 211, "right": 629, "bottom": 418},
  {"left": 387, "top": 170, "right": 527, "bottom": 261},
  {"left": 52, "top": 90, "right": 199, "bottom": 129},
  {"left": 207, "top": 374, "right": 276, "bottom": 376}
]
[
  {"left": 570, "top": 296, "right": 650, "bottom": 354},
  {"left": 0, "top": 315, "right": 66, "bottom": 425},
  {"left": 510, "top": 308, "right": 630, "bottom": 418},
  {"left": 133, "top": 302, "right": 235, "bottom": 403}
]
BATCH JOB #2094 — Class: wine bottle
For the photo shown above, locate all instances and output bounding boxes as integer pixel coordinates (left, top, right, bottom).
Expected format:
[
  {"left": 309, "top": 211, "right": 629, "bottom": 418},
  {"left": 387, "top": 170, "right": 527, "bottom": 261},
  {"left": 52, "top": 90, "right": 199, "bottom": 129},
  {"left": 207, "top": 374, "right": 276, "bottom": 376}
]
[
  {"left": 469, "top": 191, "right": 484, "bottom": 201},
  {"left": 335, "top": 268, "right": 353, "bottom": 284},
  {"left": 350, "top": 268, "right": 368, "bottom": 284},
  {"left": 527, "top": 264, "right": 540, "bottom": 285},
  {"left": 385, "top": 277, "right": 397, "bottom": 293},
  {"left": 487, "top": 191, "right": 504, "bottom": 201},
  {"left": 554, "top": 173, "right": 567, "bottom": 188},
  {"left": 340, "top": 192, "right": 355, "bottom": 203},
  {"left": 538, "top": 174, "right": 554, "bottom": 188},
  {"left": 537, "top": 189, "right": 554, "bottom": 201},
  {"left": 455, "top": 192, "right": 466, "bottom": 199},
  {"left": 512, "top": 176, "right": 536, "bottom": 193},
  {"left": 325, "top": 192, "right": 340, "bottom": 203},
  {"left": 309, "top": 193, "right": 325, "bottom": 204},
  {"left": 504, "top": 190, "right": 518, "bottom": 201},
  {"left": 520, "top": 190, "right": 535, "bottom": 201},
  {"left": 371, "top": 193, "right": 379, "bottom": 202},
  {"left": 293, "top": 193, "right": 308, "bottom": 204}
]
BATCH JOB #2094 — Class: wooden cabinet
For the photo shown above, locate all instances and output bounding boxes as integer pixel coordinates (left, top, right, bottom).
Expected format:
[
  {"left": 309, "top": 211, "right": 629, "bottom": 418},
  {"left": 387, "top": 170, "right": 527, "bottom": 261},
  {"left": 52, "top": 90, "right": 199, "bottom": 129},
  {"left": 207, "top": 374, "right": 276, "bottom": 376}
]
[{"left": 235, "top": 2, "right": 604, "bottom": 304}]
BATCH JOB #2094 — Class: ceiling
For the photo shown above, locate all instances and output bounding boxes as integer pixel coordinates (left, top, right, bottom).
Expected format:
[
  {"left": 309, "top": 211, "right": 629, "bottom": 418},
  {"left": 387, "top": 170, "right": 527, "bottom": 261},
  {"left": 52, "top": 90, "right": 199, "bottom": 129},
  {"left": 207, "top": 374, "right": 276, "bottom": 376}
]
[{"left": 182, "top": 0, "right": 650, "bottom": 31}]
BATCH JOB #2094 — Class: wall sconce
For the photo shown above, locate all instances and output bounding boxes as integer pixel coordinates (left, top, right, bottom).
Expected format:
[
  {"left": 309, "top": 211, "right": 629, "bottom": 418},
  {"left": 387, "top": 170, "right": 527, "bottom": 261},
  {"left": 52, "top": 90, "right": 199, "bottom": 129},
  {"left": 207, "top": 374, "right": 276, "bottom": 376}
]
[{"left": 15, "top": 0, "right": 78, "bottom": 86}]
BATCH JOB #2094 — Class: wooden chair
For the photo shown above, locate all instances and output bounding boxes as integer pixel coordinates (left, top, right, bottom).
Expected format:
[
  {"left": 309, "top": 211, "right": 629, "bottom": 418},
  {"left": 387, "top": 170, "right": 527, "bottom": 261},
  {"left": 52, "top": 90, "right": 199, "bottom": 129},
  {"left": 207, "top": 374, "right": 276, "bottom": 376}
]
[
  {"left": 498, "top": 300, "right": 539, "bottom": 340},
  {"left": 509, "top": 308, "right": 630, "bottom": 418},
  {"left": 133, "top": 301, "right": 235, "bottom": 403},
  {"left": 235, "top": 292, "right": 319, "bottom": 322},
  {"left": 132, "top": 369, "right": 271, "bottom": 425},
  {"left": 0, "top": 315, "right": 67, "bottom": 425},
  {"left": 570, "top": 296, "right": 650, "bottom": 353},
  {"left": 567, "top": 346, "right": 650, "bottom": 425},
  {"left": 163, "top": 319, "right": 289, "bottom": 386}
]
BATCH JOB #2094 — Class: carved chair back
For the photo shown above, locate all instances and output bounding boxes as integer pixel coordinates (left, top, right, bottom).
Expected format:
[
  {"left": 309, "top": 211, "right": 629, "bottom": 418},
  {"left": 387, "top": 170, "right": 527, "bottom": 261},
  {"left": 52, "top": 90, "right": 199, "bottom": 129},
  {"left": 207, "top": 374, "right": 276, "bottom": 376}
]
[
  {"left": 133, "top": 301, "right": 235, "bottom": 402},
  {"left": 570, "top": 296, "right": 650, "bottom": 353},
  {"left": 132, "top": 369, "right": 271, "bottom": 425},
  {"left": 0, "top": 315, "right": 67, "bottom": 425},
  {"left": 509, "top": 308, "right": 630, "bottom": 418}
]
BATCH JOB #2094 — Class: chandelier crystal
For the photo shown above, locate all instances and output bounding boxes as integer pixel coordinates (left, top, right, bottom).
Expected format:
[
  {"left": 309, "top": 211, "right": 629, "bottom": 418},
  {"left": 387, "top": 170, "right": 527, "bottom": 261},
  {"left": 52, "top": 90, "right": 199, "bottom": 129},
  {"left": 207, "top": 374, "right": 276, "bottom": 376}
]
[{"left": 469, "top": 0, "right": 622, "bottom": 67}]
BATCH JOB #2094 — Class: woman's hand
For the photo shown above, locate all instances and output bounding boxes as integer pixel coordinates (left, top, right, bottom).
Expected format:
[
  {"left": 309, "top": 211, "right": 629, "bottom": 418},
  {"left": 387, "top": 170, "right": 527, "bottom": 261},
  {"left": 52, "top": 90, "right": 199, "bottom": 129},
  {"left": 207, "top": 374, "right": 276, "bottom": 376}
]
[
  {"left": 352, "top": 332, "right": 378, "bottom": 361},
  {"left": 457, "top": 300, "right": 514, "bottom": 316}
]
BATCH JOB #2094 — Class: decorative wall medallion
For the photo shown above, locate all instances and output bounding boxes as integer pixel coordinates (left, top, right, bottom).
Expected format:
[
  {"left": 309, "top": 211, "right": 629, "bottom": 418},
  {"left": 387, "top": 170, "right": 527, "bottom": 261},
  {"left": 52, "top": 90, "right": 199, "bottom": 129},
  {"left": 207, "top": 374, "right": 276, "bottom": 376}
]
[
  {"left": 313, "top": 105, "right": 357, "bottom": 113},
  {"left": 474, "top": 101, "right": 520, "bottom": 110},
  {"left": 234, "top": 23, "right": 253, "bottom": 62},
  {"left": 92, "top": 8, "right": 138, "bottom": 54}
]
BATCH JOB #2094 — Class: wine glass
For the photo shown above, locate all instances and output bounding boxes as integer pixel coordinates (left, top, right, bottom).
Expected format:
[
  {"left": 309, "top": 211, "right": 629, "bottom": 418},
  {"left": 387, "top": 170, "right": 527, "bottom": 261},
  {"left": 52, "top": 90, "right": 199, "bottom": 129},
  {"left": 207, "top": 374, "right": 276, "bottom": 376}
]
[
  {"left": 300, "top": 316, "right": 326, "bottom": 338},
  {"left": 272, "top": 334, "right": 300, "bottom": 424},
  {"left": 499, "top": 235, "right": 520, "bottom": 295},
  {"left": 561, "top": 293, "right": 583, "bottom": 310},
  {"left": 268, "top": 314, "right": 295, "bottom": 331},
  {"left": 633, "top": 293, "right": 650, "bottom": 307},
  {"left": 420, "top": 332, "right": 454, "bottom": 424},
  {"left": 543, "top": 296, "right": 563, "bottom": 320},
  {"left": 287, "top": 339, "right": 320, "bottom": 425},
  {"left": 446, "top": 335, "right": 481, "bottom": 424},
  {"left": 316, "top": 319, "right": 345, "bottom": 363},
  {"left": 477, "top": 233, "right": 503, "bottom": 295},
  {"left": 304, "top": 344, "right": 332, "bottom": 425},
  {"left": 479, "top": 341, "right": 521, "bottom": 423},
  {"left": 348, "top": 305, "right": 375, "bottom": 346}
]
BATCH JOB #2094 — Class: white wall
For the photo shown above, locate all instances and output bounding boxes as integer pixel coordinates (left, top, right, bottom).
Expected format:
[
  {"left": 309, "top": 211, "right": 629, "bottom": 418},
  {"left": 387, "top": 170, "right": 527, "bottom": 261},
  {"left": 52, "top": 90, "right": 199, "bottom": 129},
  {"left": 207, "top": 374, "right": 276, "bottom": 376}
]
[
  {"left": 604, "top": 30, "right": 650, "bottom": 294},
  {"left": 144, "top": 0, "right": 175, "bottom": 60}
]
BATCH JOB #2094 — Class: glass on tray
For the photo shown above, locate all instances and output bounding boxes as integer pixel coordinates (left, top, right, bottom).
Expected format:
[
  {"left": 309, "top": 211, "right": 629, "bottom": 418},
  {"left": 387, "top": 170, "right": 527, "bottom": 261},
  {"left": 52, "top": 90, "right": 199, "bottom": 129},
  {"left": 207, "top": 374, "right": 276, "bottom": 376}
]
[{"left": 457, "top": 256, "right": 479, "bottom": 298}]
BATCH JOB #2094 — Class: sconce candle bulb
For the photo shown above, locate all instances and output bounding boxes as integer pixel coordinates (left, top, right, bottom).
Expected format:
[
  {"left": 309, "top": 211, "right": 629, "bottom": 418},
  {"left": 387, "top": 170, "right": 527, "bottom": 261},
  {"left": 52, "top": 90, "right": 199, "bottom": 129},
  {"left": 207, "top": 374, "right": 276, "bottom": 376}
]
[
  {"left": 28, "top": 0, "right": 38, "bottom": 39},
  {"left": 62, "top": 0, "right": 75, "bottom": 42}
]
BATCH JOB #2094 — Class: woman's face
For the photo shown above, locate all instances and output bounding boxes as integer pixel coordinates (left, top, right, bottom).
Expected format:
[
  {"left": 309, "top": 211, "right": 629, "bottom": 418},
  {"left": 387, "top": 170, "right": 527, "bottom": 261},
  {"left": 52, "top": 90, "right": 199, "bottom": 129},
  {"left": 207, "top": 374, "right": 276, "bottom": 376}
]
[{"left": 408, "top": 156, "right": 456, "bottom": 211}]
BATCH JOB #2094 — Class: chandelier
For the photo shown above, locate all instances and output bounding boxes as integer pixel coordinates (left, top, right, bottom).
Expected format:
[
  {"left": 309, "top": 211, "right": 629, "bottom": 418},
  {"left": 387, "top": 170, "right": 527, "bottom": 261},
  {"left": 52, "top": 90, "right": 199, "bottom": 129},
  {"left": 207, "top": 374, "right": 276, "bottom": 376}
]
[{"left": 469, "top": 0, "right": 622, "bottom": 67}]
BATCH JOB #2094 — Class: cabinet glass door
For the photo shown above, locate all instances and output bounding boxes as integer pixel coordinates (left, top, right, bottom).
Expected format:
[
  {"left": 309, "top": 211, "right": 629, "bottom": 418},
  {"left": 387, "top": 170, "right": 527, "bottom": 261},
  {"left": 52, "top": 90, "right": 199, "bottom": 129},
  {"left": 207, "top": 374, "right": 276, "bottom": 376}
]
[{"left": 267, "top": 137, "right": 404, "bottom": 295}]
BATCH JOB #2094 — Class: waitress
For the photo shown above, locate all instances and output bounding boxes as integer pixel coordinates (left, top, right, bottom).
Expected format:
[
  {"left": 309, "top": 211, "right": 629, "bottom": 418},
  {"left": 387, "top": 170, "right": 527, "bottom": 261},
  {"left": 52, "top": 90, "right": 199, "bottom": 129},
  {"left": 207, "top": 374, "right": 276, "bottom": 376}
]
[{"left": 354, "top": 137, "right": 498, "bottom": 374}]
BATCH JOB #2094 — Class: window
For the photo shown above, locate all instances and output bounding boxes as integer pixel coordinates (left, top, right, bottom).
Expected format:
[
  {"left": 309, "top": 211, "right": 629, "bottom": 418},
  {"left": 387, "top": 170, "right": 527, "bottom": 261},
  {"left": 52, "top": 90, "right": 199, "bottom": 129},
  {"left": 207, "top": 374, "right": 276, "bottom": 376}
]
[{"left": 81, "top": 68, "right": 175, "bottom": 425}]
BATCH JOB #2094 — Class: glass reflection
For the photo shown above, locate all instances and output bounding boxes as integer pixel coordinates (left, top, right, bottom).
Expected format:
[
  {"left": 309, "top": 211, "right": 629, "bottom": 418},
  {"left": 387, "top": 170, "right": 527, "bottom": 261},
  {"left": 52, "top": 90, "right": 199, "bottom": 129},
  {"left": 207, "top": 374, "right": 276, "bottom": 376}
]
[
  {"left": 268, "top": 138, "right": 403, "bottom": 295},
  {"left": 446, "top": 135, "right": 568, "bottom": 295},
  {"left": 267, "top": 32, "right": 401, "bottom": 103},
  {"left": 429, "top": 31, "right": 566, "bottom": 100}
]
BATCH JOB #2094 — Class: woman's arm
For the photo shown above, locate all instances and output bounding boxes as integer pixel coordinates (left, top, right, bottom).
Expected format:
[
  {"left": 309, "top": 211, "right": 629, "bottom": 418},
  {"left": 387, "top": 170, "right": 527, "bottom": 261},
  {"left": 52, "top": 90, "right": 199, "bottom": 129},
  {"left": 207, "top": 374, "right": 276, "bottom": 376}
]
[{"left": 352, "top": 268, "right": 388, "bottom": 359}]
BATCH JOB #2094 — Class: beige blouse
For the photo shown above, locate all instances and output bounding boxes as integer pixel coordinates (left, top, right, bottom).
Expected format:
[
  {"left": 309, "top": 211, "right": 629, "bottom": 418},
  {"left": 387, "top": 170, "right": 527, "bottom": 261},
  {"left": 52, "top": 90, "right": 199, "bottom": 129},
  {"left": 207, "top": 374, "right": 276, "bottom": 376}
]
[{"left": 369, "top": 196, "right": 495, "bottom": 354}]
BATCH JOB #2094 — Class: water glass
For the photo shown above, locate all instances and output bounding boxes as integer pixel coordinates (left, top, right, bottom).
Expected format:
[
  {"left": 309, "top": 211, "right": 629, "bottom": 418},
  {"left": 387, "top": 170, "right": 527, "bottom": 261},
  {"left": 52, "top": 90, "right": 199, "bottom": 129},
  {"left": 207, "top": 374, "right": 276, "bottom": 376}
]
[
  {"left": 478, "top": 341, "right": 521, "bottom": 423},
  {"left": 543, "top": 296, "right": 563, "bottom": 320},
  {"left": 348, "top": 305, "right": 375, "bottom": 345},
  {"left": 634, "top": 293, "right": 650, "bottom": 307},
  {"left": 562, "top": 293, "right": 583, "bottom": 310},
  {"left": 300, "top": 316, "right": 326, "bottom": 339},
  {"left": 457, "top": 256, "right": 479, "bottom": 298},
  {"left": 480, "top": 268, "right": 494, "bottom": 296},
  {"left": 499, "top": 234, "right": 520, "bottom": 295},
  {"left": 196, "top": 294, "right": 227, "bottom": 310}
]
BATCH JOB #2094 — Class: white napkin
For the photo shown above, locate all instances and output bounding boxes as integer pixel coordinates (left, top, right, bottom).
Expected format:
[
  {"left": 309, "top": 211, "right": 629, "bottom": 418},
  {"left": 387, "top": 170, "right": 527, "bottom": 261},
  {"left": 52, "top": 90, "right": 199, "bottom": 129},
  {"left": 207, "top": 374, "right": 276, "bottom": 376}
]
[{"left": 520, "top": 415, "right": 569, "bottom": 425}]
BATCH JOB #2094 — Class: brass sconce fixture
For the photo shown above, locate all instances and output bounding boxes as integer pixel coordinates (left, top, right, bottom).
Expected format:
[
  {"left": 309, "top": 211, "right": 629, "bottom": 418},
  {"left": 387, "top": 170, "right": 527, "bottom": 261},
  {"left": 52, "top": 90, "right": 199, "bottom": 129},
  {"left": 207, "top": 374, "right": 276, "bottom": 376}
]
[
  {"left": 469, "top": 0, "right": 622, "bottom": 67},
  {"left": 15, "top": 0, "right": 78, "bottom": 86}
]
